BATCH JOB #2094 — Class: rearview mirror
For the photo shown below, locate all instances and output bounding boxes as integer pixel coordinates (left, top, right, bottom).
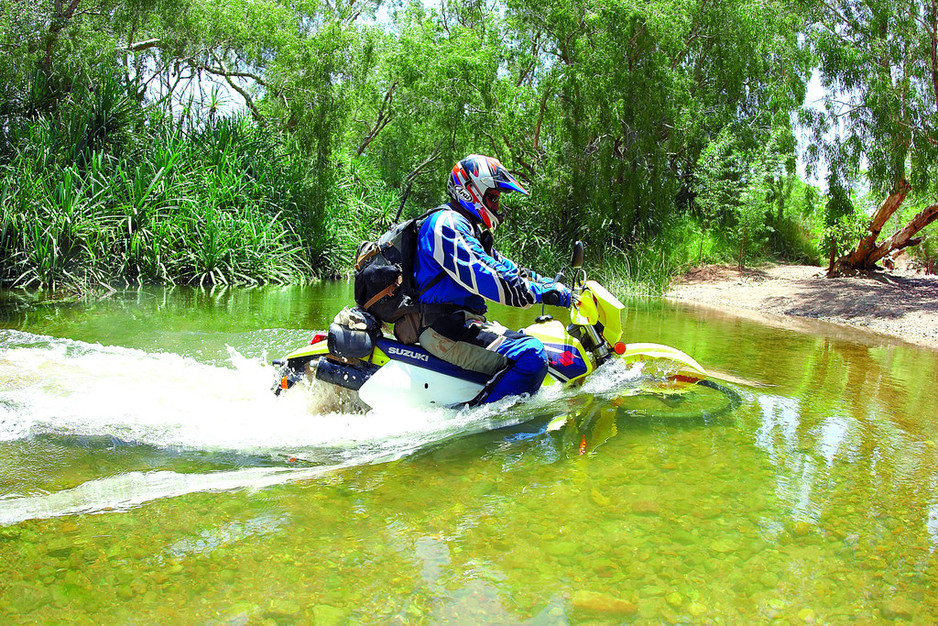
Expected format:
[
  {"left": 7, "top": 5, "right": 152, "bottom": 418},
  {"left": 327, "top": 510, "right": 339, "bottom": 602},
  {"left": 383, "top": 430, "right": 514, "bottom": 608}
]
[{"left": 571, "top": 241, "right": 584, "bottom": 269}]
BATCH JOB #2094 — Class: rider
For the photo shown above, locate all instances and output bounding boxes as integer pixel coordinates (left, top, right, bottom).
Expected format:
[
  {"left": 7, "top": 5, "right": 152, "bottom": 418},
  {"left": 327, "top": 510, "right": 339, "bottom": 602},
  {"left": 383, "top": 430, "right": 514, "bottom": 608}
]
[{"left": 413, "top": 154, "right": 572, "bottom": 405}]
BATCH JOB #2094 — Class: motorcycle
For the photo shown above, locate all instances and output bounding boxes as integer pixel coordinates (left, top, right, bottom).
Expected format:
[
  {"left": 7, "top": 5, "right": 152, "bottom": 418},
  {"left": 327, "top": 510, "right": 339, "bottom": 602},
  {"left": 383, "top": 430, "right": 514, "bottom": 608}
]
[{"left": 271, "top": 242, "right": 715, "bottom": 410}]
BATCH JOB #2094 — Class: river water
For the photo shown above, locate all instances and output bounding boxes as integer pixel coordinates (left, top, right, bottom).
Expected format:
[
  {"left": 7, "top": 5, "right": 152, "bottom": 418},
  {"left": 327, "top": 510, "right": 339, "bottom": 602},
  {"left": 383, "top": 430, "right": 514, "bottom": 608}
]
[{"left": 0, "top": 282, "right": 936, "bottom": 623}]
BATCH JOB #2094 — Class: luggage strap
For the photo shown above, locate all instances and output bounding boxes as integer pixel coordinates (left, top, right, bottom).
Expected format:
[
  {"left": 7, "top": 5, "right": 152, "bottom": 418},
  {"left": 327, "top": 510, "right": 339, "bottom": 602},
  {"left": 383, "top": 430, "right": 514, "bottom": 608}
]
[{"left": 364, "top": 274, "right": 403, "bottom": 310}]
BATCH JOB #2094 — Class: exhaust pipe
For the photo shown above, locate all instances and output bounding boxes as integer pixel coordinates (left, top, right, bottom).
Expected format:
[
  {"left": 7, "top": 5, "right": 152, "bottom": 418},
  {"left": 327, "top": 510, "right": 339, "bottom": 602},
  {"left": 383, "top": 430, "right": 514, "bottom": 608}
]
[{"left": 314, "top": 358, "right": 378, "bottom": 391}]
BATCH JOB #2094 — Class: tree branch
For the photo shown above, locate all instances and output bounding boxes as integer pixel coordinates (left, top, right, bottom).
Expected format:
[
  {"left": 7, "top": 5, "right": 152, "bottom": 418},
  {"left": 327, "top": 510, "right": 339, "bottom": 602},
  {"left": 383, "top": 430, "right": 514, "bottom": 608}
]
[
  {"left": 128, "top": 38, "right": 162, "bottom": 53},
  {"left": 533, "top": 85, "right": 550, "bottom": 151},
  {"left": 394, "top": 148, "right": 443, "bottom": 221},
  {"left": 355, "top": 81, "right": 397, "bottom": 157},
  {"left": 404, "top": 148, "right": 442, "bottom": 185},
  {"left": 185, "top": 53, "right": 267, "bottom": 124},
  {"left": 931, "top": 0, "right": 938, "bottom": 114},
  {"left": 197, "top": 59, "right": 266, "bottom": 85},
  {"left": 816, "top": 0, "right": 868, "bottom": 38},
  {"left": 867, "top": 203, "right": 938, "bottom": 265},
  {"left": 671, "top": 0, "right": 709, "bottom": 70},
  {"left": 221, "top": 72, "right": 264, "bottom": 124},
  {"left": 835, "top": 179, "right": 912, "bottom": 271}
]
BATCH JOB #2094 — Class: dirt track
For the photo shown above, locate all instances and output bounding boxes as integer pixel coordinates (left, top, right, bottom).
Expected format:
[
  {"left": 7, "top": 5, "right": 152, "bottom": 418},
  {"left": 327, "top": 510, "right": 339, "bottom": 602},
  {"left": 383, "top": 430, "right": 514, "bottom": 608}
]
[{"left": 666, "top": 264, "right": 938, "bottom": 351}]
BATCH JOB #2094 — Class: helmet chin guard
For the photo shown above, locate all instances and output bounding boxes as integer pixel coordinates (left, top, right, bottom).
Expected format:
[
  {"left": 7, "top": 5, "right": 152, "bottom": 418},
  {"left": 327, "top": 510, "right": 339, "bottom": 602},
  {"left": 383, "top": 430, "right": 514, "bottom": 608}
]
[{"left": 447, "top": 155, "right": 527, "bottom": 231}]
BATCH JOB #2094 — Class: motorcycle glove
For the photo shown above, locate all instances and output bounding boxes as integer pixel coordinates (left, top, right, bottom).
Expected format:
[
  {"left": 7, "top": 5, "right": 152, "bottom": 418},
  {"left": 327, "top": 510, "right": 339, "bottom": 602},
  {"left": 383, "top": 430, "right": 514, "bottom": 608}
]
[{"left": 541, "top": 286, "right": 572, "bottom": 308}]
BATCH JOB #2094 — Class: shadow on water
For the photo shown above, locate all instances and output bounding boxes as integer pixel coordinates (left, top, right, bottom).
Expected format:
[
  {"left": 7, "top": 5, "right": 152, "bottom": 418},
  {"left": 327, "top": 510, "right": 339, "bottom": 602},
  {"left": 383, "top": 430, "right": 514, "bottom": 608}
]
[{"left": 472, "top": 378, "right": 744, "bottom": 462}]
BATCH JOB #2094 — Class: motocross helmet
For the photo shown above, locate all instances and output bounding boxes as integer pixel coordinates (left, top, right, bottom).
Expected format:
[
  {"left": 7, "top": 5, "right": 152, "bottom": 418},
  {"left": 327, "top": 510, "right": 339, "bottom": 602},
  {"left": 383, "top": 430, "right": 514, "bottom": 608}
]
[{"left": 446, "top": 155, "right": 528, "bottom": 231}]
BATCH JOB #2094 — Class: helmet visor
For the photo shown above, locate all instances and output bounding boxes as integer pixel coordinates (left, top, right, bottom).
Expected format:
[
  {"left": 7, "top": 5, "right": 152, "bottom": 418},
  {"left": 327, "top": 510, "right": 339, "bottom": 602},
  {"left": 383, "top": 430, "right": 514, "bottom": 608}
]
[{"left": 487, "top": 158, "right": 528, "bottom": 195}]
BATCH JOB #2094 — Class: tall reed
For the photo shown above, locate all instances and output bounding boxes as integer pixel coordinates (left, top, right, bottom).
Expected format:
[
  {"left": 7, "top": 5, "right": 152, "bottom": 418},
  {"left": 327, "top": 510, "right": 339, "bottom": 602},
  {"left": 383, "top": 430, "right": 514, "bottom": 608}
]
[{"left": 0, "top": 85, "right": 343, "bottom": 291}]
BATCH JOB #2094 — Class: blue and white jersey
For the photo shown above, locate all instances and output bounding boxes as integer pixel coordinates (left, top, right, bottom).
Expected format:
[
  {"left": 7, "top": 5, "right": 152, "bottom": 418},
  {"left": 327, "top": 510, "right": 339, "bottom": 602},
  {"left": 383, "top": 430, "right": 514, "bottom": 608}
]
[{"left": 414, "top": 208, "right": 553, "bottom": 311}]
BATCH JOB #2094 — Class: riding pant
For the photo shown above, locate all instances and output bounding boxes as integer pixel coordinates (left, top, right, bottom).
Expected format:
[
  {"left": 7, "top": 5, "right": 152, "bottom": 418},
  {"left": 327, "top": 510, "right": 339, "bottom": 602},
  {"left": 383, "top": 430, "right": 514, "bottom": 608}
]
[{"left": 417, "top": 311, "right": 548, "bottom": 405}]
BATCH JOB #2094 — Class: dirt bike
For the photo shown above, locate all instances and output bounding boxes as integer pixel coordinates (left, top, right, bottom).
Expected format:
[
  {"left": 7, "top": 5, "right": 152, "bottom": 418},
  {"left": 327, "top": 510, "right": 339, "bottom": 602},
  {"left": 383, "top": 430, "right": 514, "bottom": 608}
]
[{"left": 271, "top": 242, "right": 715, "bottom": 410}]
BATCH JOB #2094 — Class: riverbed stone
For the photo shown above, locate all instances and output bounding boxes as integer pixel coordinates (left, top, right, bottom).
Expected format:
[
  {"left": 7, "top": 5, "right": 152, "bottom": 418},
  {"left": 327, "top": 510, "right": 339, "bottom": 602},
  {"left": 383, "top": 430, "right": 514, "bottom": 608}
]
[
  {"left": 640, "top": 584, "right": 667, "bottom": 597},
  {"left": 672, "top": 529, "right": 697, "bottom": 545},
  {"left": 881, "top": 596, "right": 916, "bottom": 620},
  {"left": 545, "top": 540, "right": 579, "bottom": 557},
  {"left": 592, "top": 558, "right": 619, "bottom": 577},
  {"left": 666, "top": 591, "right": 683, "bottom": 608},
  {"left": 711, "top": 537, "right": 740, "bottom": 553},
  {"left": 266, "top": 598, "right": 302, "bottom": 619},
  {"left": 688, "top": 601, "right": 707, "bottom": 617},
  {"left": 572, "top": 590, "right": 637, "bottom": 615},
  {"left": 631, "top": 500, "right": 660, "bottom": 515},
  {"left": 797, "top": 607, "right": 817, "bottom": 622},
  {"left": 312, "top": 603, "right": 346, "bottom": 625}
]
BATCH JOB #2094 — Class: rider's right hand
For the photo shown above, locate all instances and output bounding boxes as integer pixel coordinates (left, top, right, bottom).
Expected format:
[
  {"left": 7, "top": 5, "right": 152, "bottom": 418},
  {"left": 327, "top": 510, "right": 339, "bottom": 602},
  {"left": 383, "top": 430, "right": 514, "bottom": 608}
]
[{"left": 541, "top": 285, "right": 572, "bottom": 308}]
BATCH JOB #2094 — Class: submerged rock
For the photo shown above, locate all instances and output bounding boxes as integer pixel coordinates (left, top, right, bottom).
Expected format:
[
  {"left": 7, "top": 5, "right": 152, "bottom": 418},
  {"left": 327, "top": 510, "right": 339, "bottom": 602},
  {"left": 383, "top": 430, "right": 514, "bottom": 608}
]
[
  {"left": 631, "top": 500, "right": 661, "bottom": 515},
  {"left": 266, "top": 598, "right": 301, "bottom": 620},
  {"left": 312, "top": 603, "right": 346, "bottom": 625},
  {"left": 666, "top": 591, "right": 683, "bottom": 608},
  {"left": 688, "top": 602, "right": 708, "bottom": 617},
  {"left": 881, "top": 596, "right": 916, "bottom": 620},
  {"left": 572, "top": 590, "right": 637, "bottom": 616}
]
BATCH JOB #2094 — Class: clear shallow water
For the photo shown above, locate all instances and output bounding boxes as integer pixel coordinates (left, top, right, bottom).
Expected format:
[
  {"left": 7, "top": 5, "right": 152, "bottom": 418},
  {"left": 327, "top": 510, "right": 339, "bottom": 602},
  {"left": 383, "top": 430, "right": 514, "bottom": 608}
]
[{"left": 0, "top": 284, "right": 937, "bottom": 623}]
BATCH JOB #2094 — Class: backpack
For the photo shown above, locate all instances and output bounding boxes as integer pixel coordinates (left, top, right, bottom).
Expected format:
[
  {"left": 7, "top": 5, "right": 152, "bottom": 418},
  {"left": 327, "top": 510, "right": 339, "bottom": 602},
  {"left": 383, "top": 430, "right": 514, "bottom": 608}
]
[{"left": 353, "top": 207, "right": 445, "bottom": 342}]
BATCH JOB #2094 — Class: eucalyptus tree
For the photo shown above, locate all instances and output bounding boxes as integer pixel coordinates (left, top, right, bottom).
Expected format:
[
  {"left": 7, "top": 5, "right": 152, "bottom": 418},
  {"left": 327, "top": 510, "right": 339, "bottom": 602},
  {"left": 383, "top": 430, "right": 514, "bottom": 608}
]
[
  {"left": 0, "top": 1, "right": 45, "bottom": 121},
  {"left": 805, "top": 0, "right": 938, "bottom": 274},
  {"left": 0, "top": 0, "right": 383, "bottom": 139},
  {"left": 495, "top": 0, "right": 811, "bottom": 259},
  {"left": 337, "top": 0, "right": 516, "bottom": 222},
  {"left": 0, "top": 0, "right": 292, "bottom": 149},
  {"left": 0, "top": 0, "right": 392, "bottom": 286}
]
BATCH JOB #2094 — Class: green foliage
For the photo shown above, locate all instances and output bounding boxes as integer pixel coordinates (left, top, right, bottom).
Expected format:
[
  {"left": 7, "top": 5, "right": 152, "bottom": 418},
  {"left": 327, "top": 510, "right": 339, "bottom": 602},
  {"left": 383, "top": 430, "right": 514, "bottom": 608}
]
[
  {"left": 805, "top": 0, "right": 938, "bottom": 199},
  {"left": 908, "top": 232, "right": 937, "bottom": 272},
  {"left": 692, "top": 123, "right": 819, "bottom": 268},
  {"left": 6, "top": 0, "right": 910, "bottom": 295},
  {"left": 0, "top": 111, "right": 321, "bottom": 290},
  {"left": 819, "top": 182, "right": 871, "bottom": 264},
  {"left": 768, "top": 180, "right": 825, "bottom": 264}
]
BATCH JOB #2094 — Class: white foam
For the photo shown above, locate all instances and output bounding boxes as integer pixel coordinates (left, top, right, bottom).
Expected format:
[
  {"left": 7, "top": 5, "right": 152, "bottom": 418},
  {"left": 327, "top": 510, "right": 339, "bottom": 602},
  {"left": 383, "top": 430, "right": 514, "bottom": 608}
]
[
  {"left": 0, "top": 465, "right": 339, "bottom": 526},
  {"left": 0, "top": 332, "right": 484, "bottom": 451},
  {"left": 0, "top": 330, "right": 564, "bottom": 523}
]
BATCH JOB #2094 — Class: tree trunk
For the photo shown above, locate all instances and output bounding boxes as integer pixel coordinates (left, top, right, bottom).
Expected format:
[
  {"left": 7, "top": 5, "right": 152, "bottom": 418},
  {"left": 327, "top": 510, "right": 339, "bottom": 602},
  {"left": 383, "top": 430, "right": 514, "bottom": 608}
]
[
  {"left": 931, "top": 0, "right": 938, "bottom": 113},
  {"left": 829, "top": 179, "right": 938, "bottom": 275},
  {"left": 44, "top": 0, "right": 83, "bottom": 71},
  {"left": 737, "top": 227, "right": 747, "bottom": 271}
]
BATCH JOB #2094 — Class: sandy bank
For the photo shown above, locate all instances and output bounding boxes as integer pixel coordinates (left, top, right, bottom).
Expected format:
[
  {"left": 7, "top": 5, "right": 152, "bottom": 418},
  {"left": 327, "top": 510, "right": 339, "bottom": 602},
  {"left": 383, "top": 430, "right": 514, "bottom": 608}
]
[{"left": 666, "top": 264, "right": 938, "bottom": 351}]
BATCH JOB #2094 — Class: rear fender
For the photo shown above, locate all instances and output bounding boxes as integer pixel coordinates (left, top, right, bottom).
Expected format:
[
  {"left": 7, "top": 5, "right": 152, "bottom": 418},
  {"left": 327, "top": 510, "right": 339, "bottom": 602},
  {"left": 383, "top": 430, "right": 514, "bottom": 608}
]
[
  {"left": 280, "top": 337, "right": 390, "bottom": 368},
  {"left": 273, "top": 335, "right": 390, "bottom": 395},
  {"left": 282, "top": 339, "right": 330, "bottom": 364}
]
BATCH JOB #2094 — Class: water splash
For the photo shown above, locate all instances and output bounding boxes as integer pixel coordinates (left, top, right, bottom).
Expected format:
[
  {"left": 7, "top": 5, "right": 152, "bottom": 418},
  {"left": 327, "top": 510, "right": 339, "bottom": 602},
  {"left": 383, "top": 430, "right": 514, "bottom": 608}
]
[
  {"left": 0, "top": 466, "right": 337, "bottom": 526},
  {"left": 0, "top": 331, "right": 517, "bottom": 452},
  {"left": 0, "top": 330, "right": 688, "bottom": 525},
  {"left": 0, "top": 330, "right": 558, "bottom": 524}
]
